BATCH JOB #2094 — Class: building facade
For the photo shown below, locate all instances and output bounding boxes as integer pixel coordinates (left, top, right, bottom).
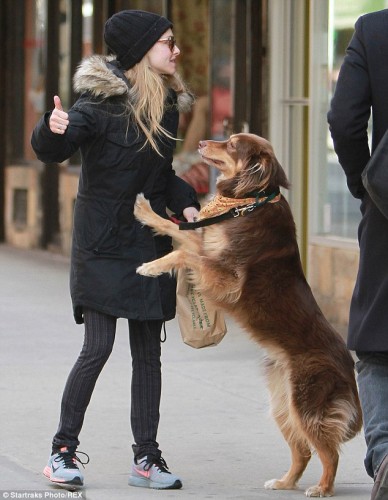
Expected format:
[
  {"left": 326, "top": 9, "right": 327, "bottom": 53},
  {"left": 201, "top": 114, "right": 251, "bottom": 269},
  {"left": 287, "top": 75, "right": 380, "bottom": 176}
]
[{"left": 1, "top": 0, "right": 386, "bottom": 331}]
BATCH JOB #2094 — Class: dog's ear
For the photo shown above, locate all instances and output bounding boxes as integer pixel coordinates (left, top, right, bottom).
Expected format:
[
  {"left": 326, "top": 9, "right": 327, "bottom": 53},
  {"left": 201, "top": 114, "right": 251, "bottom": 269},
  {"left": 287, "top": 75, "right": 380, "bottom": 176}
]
[
  {"left": 233, "top": 149, "right": 290, "bottom": 197},
  {"left": 262, "top": 153, "right": 290, "bottom": 191}
]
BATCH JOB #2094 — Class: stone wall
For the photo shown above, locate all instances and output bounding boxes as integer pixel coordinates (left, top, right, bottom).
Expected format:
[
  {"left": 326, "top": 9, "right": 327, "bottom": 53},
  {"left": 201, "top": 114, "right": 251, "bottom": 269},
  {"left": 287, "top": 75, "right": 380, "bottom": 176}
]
[
  {"left": 5, "top": 163, "right": 43, "bottom": 248},
  {"left": 308, "top": 237, "right": 359, "bottom": 338}
]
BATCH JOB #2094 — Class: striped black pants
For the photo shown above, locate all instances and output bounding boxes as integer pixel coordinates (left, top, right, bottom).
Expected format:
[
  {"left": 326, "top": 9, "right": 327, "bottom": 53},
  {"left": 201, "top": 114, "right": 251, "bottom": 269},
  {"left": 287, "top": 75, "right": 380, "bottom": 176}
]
[{"left": 52, "top": 308, "right": 163, "bottom": 460}]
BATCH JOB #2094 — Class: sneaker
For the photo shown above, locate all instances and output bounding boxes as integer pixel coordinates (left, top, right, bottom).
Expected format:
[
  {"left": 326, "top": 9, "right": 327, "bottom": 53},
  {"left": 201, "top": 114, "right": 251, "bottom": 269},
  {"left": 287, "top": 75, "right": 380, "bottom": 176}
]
[
  {"left": 43, "top": 446, "right": 89, "bottom": 486},
  {"left": 128, "top": 456, "right": 182, "bottom": 489}
]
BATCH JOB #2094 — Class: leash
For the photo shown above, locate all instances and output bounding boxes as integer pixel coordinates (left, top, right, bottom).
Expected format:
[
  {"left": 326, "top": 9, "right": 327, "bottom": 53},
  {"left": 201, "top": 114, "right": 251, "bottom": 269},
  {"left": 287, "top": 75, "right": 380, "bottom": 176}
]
[{"left": 179, "top": 187, "right": 281, "bottom": 230}]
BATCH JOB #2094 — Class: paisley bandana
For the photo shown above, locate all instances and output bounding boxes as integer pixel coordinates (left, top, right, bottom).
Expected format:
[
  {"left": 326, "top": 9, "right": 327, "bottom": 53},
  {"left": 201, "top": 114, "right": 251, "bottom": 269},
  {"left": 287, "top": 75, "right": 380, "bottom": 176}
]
[{"left": 199, "top": 193, "right": 281, "bottom": 220}]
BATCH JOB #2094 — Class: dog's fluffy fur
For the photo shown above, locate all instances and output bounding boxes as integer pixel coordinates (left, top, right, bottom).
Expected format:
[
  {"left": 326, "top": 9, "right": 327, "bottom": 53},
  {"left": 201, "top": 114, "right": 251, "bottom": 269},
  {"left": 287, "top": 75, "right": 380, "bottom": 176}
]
[{"left": 134, "top": 133, "right": 362, "bottom": 497}]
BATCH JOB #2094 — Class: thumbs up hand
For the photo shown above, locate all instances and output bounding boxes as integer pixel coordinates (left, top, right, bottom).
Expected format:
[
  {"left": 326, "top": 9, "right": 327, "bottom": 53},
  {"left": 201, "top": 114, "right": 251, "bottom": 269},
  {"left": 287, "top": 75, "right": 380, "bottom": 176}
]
[{"left": 49, "top": 95, "right": 69, "bottom": 135}]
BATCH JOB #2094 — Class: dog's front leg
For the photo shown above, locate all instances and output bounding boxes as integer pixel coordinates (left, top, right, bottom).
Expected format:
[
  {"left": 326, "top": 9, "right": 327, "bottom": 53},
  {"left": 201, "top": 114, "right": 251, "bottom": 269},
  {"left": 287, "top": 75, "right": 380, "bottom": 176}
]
[
  {"left": 137, "top": 250, "right": 240, "bottom": 307},
  {"left": 137, "top": 248, "right": 204, "bottom": 278},
  {"left": 134, "top": 194, "right": 201, "bottom": 250},
  {"left": 137, "top": 250, "right": 184, "bottom": 277}
]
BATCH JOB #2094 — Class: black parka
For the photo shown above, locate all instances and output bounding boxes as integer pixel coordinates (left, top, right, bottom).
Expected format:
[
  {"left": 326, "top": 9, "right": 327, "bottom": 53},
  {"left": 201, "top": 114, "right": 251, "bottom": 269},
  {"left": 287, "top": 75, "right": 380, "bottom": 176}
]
[
  {"left": 328, "top": 9, "right": 388, "bottom": 351},
  {"left": 31, "top": 56, "right": 199, "bottom": 324}
]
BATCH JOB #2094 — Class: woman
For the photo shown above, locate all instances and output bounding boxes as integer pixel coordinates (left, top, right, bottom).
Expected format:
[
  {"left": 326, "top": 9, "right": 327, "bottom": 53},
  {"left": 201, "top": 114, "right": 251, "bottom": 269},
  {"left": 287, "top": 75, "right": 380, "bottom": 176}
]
[{"left": 31, "top": 10, "right": 200, "bottom": 490}]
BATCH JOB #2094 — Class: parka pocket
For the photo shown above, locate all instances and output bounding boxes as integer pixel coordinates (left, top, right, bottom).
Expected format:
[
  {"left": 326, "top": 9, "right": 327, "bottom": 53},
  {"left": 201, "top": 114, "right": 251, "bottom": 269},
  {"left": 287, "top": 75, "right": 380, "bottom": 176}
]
[{"left": 73, "top": 197, "right": 121, "bottom": 255}]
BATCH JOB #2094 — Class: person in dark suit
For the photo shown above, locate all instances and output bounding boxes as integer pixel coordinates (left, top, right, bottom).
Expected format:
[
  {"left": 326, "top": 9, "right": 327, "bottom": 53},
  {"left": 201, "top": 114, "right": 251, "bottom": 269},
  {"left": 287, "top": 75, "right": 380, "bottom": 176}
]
[{"left": 328, "top": 8, "right": 388, "bottom": 500}]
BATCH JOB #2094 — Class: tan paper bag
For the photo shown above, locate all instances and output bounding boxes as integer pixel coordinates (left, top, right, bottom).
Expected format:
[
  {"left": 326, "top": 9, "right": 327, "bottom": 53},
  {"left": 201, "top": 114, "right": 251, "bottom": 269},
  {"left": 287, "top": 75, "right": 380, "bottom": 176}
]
[{"left": 176, "top": 268, "right": 227, "bottom": 348}]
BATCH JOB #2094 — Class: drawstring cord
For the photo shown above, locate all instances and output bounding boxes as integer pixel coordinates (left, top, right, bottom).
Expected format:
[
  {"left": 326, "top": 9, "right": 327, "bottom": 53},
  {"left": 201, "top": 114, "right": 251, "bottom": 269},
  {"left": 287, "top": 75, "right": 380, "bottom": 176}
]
[
  {"left": 161, "top": 322, "right": 167, "bottom": 343},
  {"left": 144, "top": 320, "right": 167, "bottom": 343}
]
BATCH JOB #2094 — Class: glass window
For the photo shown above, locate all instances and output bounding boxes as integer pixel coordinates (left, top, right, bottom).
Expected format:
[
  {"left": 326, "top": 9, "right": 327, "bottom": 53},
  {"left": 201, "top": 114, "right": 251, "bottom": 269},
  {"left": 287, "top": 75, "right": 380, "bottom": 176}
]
[
  {"left": 210, "top": 0, "right": 232, "bottom": 141},
  {"left": 315, "top": 0, "right": 388, "bottom": 238},
  {"left": 25, "top": 0, "right": 47, "bottom": 160},
  {"left": 171, "top": 0, "right": 211, "bottom": 195},
  {"left": 82, "top": 0, "right": 93, "bottom": 57},
  {"left": 268, "top": 0, "right": 309, "bottom": 251},
  {"left": 26, "top": 1, "right": 47, "bottom": 123}
]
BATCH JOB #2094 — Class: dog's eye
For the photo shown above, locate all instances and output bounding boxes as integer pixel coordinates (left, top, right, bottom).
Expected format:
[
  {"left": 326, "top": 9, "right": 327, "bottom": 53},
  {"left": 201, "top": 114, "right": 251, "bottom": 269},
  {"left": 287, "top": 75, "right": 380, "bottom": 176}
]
[{"left": 228, "top": 141, "right": 237, "bottom": 151}]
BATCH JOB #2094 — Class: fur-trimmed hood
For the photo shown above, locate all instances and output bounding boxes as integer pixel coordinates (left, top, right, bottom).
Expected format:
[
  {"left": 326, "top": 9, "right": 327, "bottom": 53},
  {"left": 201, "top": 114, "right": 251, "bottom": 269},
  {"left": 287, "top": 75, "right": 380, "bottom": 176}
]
[{"left": 73, "top": 55, "right": 194, "bottom": 112}]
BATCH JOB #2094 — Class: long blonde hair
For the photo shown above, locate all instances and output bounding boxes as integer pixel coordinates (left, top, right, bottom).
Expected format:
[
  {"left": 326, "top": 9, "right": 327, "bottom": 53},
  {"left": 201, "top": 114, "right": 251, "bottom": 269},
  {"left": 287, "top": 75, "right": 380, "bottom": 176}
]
[{"left": 125, "top": 59, "right": 191, "bottom": 155}]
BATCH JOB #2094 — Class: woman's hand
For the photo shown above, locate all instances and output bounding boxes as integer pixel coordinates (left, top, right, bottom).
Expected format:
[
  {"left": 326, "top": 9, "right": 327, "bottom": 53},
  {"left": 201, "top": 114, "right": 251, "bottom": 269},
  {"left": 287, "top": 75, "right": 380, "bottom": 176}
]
[
  {"left": 49, "top": 95, "right": 69, "bottom": 135},
  {"left": 183, "top": 206, "right": 200, "bottom": 222}
]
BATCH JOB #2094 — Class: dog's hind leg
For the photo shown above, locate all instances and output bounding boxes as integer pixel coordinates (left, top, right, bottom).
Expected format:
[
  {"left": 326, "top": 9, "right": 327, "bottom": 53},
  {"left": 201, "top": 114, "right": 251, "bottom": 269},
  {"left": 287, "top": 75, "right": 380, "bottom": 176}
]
[
  {"left": 292, "top": 375, "right": 345, "bottom": 496},
  {"left": 264, "top": 360, "right": 312, "bottom": 492},
  {"left": 265, "top": 438, "right": 312, "bottom": 491},
  {"left": 264, "top": 399, "right": 312, "bottom": 491},
  {"left": 304, "top": 443, "right": 338, "bottom": 497}
]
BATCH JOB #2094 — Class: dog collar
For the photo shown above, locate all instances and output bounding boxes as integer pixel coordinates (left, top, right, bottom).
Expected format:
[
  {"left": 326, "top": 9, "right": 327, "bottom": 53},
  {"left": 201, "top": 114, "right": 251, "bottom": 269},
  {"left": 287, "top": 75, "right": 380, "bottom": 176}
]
[{"left": 179, "top": 187, "right": 281, "bottom": 230}]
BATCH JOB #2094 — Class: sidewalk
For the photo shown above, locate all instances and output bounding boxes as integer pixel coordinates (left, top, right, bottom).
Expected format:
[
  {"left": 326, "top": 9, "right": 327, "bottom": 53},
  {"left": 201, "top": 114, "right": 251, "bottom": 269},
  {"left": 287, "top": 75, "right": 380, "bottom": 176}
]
[{"left": 0, "top": 244, "right": 372, "bottom": 499}]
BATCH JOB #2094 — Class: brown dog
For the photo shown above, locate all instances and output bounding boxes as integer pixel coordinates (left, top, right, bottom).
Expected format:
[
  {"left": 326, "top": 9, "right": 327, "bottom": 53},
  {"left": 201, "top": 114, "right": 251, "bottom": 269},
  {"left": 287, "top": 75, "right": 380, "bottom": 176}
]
[{"left": 134, "top": 133, "right": 362, "bottom": 497}]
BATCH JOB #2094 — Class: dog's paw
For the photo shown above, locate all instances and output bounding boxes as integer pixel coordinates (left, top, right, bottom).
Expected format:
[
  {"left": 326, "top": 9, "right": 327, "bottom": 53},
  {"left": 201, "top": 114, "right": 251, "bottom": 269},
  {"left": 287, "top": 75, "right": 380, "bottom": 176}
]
[
  {"left": 264, "top": 479, "right": 277, "bottom": 490},
  {"left": 264, "top": 478, "right": 297, "bottom": 491},
  {"left": 264, "top": 479, "right": 282, "bottom": 490},
  {"left": 134, "top": 193, "right": 148, "bottom": 209},
  {"left": 305, "top": 485, "right": 333, "bottom": 497},
  {"left": 134, "top": 194, "right": 153, "bottom": 224},
  {"left": 136, "top": 263, "right": 163, "bottom": 277}
]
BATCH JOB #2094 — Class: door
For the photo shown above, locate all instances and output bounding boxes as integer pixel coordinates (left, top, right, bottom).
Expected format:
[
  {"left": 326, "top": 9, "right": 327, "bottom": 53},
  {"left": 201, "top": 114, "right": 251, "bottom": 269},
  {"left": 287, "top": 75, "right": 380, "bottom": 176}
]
[{"left": 209, "top": 0, "right": 266, "bottom": 190}]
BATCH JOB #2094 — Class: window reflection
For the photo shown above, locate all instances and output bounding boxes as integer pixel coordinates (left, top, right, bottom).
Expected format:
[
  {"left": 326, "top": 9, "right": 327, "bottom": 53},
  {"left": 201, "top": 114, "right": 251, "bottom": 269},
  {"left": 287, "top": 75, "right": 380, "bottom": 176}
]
[
  {"left": 325, "top": 1, "right": 385, "bottom": 238},
  {"left": 28, "top": 0, "right": 46, "bottom": 116},
  {"left": 210, "top": 0, "right": 232, "bottom": 140},
  {"left": 82, "top": 0, "right": 93, "bottom": 57}
]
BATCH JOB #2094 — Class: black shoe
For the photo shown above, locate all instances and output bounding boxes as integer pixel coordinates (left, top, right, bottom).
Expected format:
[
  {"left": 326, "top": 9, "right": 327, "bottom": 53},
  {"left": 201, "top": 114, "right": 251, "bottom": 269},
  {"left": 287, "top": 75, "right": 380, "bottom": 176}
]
[{"left": 371, "top": 455, "right": 388, "bottom": 500}]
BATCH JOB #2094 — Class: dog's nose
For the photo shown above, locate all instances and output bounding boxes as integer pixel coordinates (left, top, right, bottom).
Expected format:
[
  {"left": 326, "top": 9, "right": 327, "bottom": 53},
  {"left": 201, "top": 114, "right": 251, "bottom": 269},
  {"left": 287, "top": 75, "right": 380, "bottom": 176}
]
[{"left": 198, "top": 140, "right": 206, "bottom": 149}]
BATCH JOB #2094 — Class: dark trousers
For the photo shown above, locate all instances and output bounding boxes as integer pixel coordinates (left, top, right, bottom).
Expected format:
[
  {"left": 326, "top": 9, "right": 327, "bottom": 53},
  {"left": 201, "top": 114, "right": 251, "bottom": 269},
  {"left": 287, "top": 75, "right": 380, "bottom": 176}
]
[{"left": 52, "top": 308, "right": 163, "bottom": 460}]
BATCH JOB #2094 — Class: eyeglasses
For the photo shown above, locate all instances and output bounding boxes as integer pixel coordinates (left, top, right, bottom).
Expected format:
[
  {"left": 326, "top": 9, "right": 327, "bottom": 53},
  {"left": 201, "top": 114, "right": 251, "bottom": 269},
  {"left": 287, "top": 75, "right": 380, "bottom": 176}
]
[{"left": 157, "top": 36, "right": 176, "bottom": 52}]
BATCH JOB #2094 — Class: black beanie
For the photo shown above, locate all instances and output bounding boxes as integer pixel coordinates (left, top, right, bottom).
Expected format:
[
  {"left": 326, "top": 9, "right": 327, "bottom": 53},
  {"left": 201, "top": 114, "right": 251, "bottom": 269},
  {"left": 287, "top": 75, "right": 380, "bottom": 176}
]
[{"left": 104, "top": 10, "right": 173, "bottom": 70}]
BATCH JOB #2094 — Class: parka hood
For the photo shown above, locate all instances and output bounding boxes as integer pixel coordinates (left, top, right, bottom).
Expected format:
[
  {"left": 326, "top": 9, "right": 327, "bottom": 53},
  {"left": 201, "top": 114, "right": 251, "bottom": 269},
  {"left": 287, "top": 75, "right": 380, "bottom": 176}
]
[
  {"left": 73, "top": 55, "right": 194, "bottom": 111},
  {"left": 73, "top": 55, "right": 128, "bottom": 99}
]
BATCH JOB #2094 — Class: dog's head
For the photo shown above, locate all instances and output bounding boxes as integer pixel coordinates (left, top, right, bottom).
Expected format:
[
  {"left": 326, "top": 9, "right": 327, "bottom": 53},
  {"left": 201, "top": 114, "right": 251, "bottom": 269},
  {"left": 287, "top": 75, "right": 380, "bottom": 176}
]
[{"left": 198, "top": 133, "right": 290, "bottom": 198}]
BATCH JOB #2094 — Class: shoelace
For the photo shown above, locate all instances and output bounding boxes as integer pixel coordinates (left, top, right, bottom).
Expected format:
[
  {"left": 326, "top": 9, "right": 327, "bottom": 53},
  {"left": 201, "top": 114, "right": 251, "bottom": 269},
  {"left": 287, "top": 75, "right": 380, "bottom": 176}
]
[
  {"left": 54, "top": 450, "right": 90, "bottom": 469},
  {"left": 143, "top": 457, "right": 170, "bottom": 474}
]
